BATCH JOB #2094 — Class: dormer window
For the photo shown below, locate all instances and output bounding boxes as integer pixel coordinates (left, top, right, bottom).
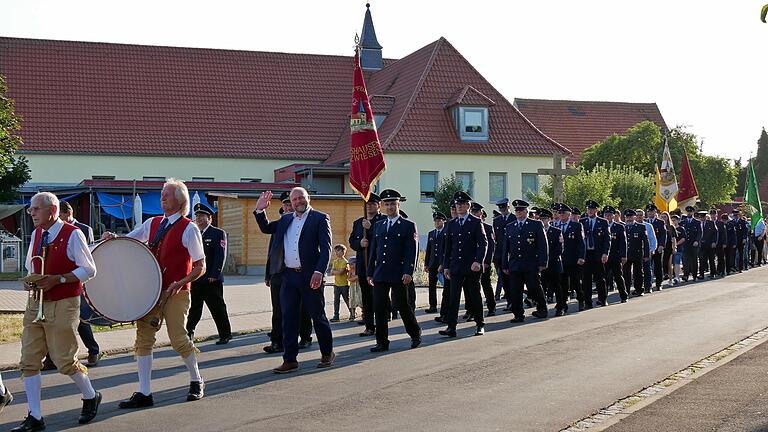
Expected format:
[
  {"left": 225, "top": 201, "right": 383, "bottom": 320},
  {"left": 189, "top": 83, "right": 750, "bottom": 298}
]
[{"left": 456, "top": 106, "right": 488, "bottom": 142}]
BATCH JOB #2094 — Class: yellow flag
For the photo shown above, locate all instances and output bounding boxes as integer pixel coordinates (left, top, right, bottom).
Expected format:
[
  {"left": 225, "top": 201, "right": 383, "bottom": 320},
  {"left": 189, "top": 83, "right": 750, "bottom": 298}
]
[{"left": 654, "top": 165, "right": 669, "bottom": 212}]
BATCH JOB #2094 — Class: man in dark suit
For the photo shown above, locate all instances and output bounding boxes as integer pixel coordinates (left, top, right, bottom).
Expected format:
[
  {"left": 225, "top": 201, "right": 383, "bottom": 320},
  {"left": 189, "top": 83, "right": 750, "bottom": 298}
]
[
  {"left": 258, "top": 192, "right": 312, "bottom": 354},
  {"left": 435, "top": 201, "right": 458, "bottom": 324},
  {"left": 645, "top": 204, "right": 667, "bottom": 290},
  {"left": 186, "top": 203, "right": 232, "bottom": 345},
  {"left": 366, "top": 189, "right": 421, "bottom": 352},
  {"left": 440, "top": 191, "right": 488, "bottom": 337},
  {"left": 680, "top": 206, "right": 701, "bottom": 280},
  {"left": 348, "top": 193, "right": 386, "bottom": 336},
  {"left": 580, "top": 200, "right": 611, "bottom": 308},
  {"left": 713, "top": 211, "right": 728, "bottom": 277},
  {"left": 471, "top": 203, "right": 496, "bottom": 317},
  {"left": 734, "top": 210, "right": 749, "bottom": 272},
  {"left": 725, "top": 212, "right": 738, "bottom": 273},
  {"left": 254, "top": 187, "right": 335, "bottom": 374},
  {"left": 502, "top": 199, "right": 548, "bottom": 321},
  {"left": 424, "top": 211, "right": 447, "bottom": 313},
  {"left": 624, "top": 209, "right": 650, "bottom": 296},
  {"left": 697, "top": 211, "right": 718, "bottom": 279},
  {"left": 558, "top": 204, "right": 585, "bottom": 310},
  {"left": 57, "top": 201, "right": 101, "bottom": 367},
  {"left": 539, "top": 209, "right": 565, "bottom": 315},
  {"left": 604, "top": 206, "right": 628, "bottom": 303},
  {"left": 492, "top": 198, "right": 514, "bottom": 310}
]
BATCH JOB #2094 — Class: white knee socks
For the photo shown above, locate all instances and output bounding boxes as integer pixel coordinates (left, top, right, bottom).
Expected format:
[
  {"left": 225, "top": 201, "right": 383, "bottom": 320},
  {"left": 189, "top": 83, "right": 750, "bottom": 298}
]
[
  {"left": 70, "top": 371, "right": 96, "bottom": 399},
  {"left": 183, "top": 354, "right": 202, "bottom": 383},
  {"left": 137, "top": 354, "right": 153, "bottom": 395},
  {"left": 24, "top": 373, "right": 42, "bottom": 420},
  {"left": 0, "top": 372, "right": 5, "bottom": 394}
]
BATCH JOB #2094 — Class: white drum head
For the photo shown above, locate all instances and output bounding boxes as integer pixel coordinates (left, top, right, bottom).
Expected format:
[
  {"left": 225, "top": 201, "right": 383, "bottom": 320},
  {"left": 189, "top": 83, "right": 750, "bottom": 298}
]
[{"left": 85, "top": 237, "right": 162, "bottom": 323}]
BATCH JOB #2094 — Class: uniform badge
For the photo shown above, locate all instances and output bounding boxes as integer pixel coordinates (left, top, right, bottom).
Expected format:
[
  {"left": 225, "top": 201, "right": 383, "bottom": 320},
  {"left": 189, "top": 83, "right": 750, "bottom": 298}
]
[
  {"left": 527, "top": 237, "right": 535, "bottom": 244},
  {"left": 220, "top": 239, "right": 227, "bottom": 248}
]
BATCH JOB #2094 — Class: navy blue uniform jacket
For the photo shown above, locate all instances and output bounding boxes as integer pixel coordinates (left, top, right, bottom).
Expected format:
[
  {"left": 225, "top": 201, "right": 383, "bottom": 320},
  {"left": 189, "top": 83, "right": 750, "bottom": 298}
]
[
  {"left": 502, "top": 218, "right": 548, "bottom": 273},
  {"left": 545, "top": 225, "right": 563, "bottom": 273},
  {"left": 368, "top": 217, "right": 418, "bottom": 283},
  {"left": 607, "top": 222, "right": 627, "bottom": 263},
  {"left": 442, "top": 214, "right": 487, "bottom": 276},
  {"left": 199, "top": 225, "right": 226, "bottom": 282}
]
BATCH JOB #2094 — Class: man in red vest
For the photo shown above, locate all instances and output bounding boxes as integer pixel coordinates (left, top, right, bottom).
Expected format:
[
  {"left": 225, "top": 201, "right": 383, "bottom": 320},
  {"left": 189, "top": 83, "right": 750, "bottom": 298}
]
[
  {"left": 103, "top": 179, "right": 207, "bottom": 407},
  {"left": 12, "top": 192, "right": 101, "bottom": 432}
]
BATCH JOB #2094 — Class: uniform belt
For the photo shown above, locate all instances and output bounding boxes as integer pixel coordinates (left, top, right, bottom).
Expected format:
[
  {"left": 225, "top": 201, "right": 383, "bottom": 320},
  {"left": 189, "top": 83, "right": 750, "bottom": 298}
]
[{"left": 287, "top": 267, "right": 303, "bottom": 272}]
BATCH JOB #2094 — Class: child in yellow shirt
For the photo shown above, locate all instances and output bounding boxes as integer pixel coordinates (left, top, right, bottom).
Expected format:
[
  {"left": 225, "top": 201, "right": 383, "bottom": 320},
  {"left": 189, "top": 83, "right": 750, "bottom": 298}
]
[{"left": 330, "top": 244, "right": 353, "bottom": 322}]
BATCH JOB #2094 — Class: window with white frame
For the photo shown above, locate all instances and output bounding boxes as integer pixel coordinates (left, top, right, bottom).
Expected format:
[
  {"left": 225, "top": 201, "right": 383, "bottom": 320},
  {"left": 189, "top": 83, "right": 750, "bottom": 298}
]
[
  {"left": 454, "top": 107, "right": 489, "bottom": 142},
  {"left": 456, "top": 171, "right": 474, "bottom": 196},
  {"left": 420, "top": 171, "right": 438, "bottom": 201},
  {"left": 489, "top": 172, "right": 507, "bottom": 203},
  {"left": 521, "top": 173, "right": 539, "bottom": 197}
]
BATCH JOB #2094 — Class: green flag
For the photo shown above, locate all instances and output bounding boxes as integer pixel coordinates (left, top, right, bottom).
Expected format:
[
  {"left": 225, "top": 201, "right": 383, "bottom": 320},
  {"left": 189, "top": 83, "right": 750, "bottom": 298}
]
[{"left": 745, "top": 160, "right": 763, "bottom": 230}]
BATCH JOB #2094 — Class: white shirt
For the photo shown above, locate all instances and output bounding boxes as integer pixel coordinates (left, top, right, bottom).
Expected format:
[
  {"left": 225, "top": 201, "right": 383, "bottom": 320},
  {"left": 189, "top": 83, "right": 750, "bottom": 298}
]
[
  {"left": 283, "top": 207, "right": 312, "bottom": 268},
  {"left": 127, "top": 213, "right": 205, "bottom": 262},
  {"left": 25, "top": 219, "right": 97, "bottom": 282},
  {"left": 386, "top": 215, "right": 401, "bottom": 230}
]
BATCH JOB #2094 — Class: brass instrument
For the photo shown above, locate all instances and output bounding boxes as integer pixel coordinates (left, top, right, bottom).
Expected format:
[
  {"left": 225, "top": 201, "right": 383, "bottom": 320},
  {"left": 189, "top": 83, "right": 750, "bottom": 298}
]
[{"left": 28, "top": 246, "right": 48, "bottom": 323}]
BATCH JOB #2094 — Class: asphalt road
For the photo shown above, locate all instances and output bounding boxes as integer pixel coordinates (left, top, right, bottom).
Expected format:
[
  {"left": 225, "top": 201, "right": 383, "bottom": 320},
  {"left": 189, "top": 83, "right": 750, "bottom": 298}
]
[
  {"left": 2, "top": 267, "right": 768, "bottom": 432},
  {"left": 603, "top": 332, "right": 768, "bottom": 432}
]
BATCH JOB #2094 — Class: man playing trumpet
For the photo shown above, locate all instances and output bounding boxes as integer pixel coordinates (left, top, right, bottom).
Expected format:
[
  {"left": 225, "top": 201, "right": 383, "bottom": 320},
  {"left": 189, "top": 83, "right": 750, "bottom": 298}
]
[
  {"left": 103, "top": 178, "right": 207, "bottom": 407},
  {"left": 13, "top": 192, "right": 100, "bottom": 432}
]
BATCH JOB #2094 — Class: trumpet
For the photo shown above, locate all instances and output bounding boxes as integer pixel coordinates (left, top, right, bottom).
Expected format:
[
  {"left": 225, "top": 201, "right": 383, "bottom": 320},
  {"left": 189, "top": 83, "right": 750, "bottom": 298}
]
[{"left": 29, "top": 246, "right": 48, "bottom": 323}]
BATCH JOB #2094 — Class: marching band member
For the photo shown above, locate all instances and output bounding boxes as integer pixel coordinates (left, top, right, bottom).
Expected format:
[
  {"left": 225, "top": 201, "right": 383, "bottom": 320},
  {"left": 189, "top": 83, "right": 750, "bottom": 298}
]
[
  {"left": 13, "top": 192, "right": 100, "bottom": 431},
  {"left": 103, "top": 179, "right": 207, "bottom": 407}
]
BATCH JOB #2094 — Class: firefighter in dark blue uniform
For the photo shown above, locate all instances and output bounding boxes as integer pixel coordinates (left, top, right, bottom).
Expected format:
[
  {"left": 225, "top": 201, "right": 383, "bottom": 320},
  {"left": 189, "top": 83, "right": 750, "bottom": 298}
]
[
  {"left": 604, "top": 206, "right": 628, "bottom": 303},
  {"left": 366, "top": 189, "right": 421, "bottom": 352},
  {"left": 698, "top": 210, "right": 719, "bottom": 279},
  {"left": 471, "top": 203, "right": 496, "bottom": 318},
  {"left": 501, "top": 200, "right": 548, "bottom": 322},
  {"left": 493, "top": 198, "right": 514, "bottom": 310},
  {"left": 539, "top": 209, "right": 566, "bottom": 316},
  {"left": 580, "top": 200, "right": 611, "bottom": 308},
  {"left": 424, "top": 211, "right": 447, "bottom": 313},
  {"left": 725, "top": 211, "right": 738, "bottom": 273},
  {"left": 440, "top": 191, "right": 488, "bottom": 337},
  {"left": 558, "top": 204, "right": 585, "bottom": 309},
  {"left": 348, "top": 193, "right": 386, "bottom": 337},
  {"left": 680, "top": 206, "right": 701, "bottom": 280},
  {"left": 645, "top": 204, "right": 667, "bottom": 290},
  {"left": 623, "top": 209, "right": 650, "bottom": 296}
]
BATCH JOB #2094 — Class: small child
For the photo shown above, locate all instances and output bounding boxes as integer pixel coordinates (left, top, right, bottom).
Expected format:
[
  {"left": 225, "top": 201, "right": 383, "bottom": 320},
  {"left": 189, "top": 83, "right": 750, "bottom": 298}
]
[
  {"left": 330, "top": 244, "right": 353, "bottom": 322},
  {"left": 347, "top": 256, "right": 362, "bottom": 320}
]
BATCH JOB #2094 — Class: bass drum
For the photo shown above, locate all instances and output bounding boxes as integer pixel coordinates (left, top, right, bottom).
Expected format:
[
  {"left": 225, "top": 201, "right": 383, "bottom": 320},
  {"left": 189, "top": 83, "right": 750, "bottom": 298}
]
[{"left": 83, "top": 237, "right": 162, "bottom": 323}]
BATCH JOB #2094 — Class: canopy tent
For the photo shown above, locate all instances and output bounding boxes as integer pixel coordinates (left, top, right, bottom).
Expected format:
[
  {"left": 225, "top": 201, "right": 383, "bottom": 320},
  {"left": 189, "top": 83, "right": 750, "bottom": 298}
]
[
  {"left": 0, "top": 204, "right": 26, "bottom": 221},
  {"left": 21, "top": 192, "right": 83, "bottom": 205},
  {"left": 96, "top": 191, "right": 216, "bottom": 220}
]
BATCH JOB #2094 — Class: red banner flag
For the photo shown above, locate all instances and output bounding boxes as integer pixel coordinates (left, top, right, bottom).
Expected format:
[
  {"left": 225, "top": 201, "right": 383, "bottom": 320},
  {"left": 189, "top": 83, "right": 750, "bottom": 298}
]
[
  {"left": 349, "top": 51, "right": 386, "bottom": 201},
  {"left": 676, "top": 149, "right": 699, "bottom": 209}
]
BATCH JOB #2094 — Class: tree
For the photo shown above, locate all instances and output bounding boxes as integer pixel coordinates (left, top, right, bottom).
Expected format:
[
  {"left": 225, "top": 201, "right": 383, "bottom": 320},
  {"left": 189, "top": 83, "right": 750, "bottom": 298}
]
[
  {"left": 528, "top": 165, "right": 623, "bottom": 210},
  {"left": 753, "top": 128, "right": 768, "bottom": 183},
  {"left": 610, "top": 166, "right": 654, "bottom": 210},
  {"left": 579, "top": 121, "right": 736, "bottom": 206},
  {"left": 431, "top": 174, "right": 464, "bottom": 217},
  {"left": 0, "top": 75, "right": 31, "bottom": 201}
]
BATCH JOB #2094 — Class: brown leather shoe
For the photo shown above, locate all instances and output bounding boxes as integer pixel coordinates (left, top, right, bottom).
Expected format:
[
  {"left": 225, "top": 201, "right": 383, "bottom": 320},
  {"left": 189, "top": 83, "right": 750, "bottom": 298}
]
[
  {"left": 272, "top": 361, "right": 299, "bottom": 374},
  {"left": 86, "top": 353, "right": 102, "bottom": 367},
  {"left": 317, "top": 351, "right": 336, "bottom": 369}
]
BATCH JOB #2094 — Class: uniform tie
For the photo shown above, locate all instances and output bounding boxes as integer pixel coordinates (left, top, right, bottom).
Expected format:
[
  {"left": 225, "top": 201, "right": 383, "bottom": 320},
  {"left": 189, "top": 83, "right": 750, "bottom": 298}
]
[{"left": 35, "top": 231, "right": 49, "bottom": 256}]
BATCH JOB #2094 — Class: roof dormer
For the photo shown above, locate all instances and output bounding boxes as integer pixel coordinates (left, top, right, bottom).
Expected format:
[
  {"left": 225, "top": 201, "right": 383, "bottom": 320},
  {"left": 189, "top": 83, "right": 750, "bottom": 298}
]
[{"left": 445, "top": 85, "right": 495, "bottom": 142}]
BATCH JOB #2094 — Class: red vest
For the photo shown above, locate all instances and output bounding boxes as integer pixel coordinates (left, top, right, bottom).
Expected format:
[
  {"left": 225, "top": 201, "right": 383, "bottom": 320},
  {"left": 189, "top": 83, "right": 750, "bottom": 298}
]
[
  {"left": 31, "top": 223, "right": 83, "bottom": 301},
  {"left": 149, "top": 216, "right": 193, "bottom": 291}
]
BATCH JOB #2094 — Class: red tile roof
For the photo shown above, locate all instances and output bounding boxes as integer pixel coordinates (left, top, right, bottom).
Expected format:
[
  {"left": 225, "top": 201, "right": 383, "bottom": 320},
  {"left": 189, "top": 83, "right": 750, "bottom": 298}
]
[
  {"left": 514, "top": 98, "right": 667, "bottom": 164},
  {"left": 0, "top": 37, "right": 567, "bottom": 163},
  {"left": 325, "top": 38, "right": 569, "bottom": 163}
]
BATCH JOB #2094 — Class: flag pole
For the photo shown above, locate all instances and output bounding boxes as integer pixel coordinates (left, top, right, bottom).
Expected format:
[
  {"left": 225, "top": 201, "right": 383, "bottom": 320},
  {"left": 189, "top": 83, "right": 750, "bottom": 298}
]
[{"left": 354, "top": 33, "right": 370, "bottom": 270}]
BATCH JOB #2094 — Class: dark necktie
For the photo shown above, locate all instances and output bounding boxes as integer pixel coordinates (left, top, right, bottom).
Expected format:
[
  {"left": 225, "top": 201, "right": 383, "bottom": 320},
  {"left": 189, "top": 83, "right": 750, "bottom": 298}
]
[
  {"left": 589, "top": 219, "right": 596, "bottom": 249},
  {"left": 459, "top": 218, "right": 464, "bottom": 227},
  {"left": 36, "top": 231, "right": 49, "bottom": 256},
  {"left": 151, "top": 217, "right": 169, "bottom": 245}
]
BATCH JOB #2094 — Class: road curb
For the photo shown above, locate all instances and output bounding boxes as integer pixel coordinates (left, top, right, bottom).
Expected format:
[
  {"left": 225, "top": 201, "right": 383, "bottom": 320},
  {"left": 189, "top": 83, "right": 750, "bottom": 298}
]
[{"left": 561, "top": 325, "right": 768, "bottom": 431}]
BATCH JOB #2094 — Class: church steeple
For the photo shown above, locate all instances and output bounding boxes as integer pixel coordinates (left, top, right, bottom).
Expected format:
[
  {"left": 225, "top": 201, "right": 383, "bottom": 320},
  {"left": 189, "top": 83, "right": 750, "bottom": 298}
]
[{"left": 359, "top": 3, "right": 383, "bottom": 71}]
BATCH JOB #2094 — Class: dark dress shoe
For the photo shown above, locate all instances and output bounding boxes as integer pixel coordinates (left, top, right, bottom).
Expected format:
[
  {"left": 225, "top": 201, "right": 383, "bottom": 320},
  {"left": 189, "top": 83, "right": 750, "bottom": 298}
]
[
  {"left": 424, "top": 308, "right": 438, "bottom": 314},
  {"left": 298, "top": 337, "right": 313, "bottom": 349},
  {"left": 633, "top": 291, "right": 644, "bottom": 297},
  {"left": 438, "top": 327, "right": 457, "bottom": 337},
  {"left": 532, "top": 310, "right": 548, "bottom": 319},
  {"left": 486, "top": 310, "right": 496, "bottom": 317},
  {"left": 461, "top": 313, "right": 470, "bottom": 319},
  {"left": 410, "top": 338, "right": 422, "bottom": 349},
  {"left": 510, "top": 315, "right": 524, "bottom": 323},
  {"left": 555, "top": 309, "right": 564, "bottom": 317},
  {"left": 317, "top": 351, "right": 336, "bottom": 368},
  {"left": 391, "top": 312, "right": 399, "bottom": 320},
  {"left": 11, "top": 414, "right": 45, "bottom": 432},
  {"left": 263, "top": 343, "right": 284, "bottom": 353},
  {"left": 79, "top": 391, "right": 102, "bottom": 424},
  {"left": 119, "top": 392, "right": 154, "bottom": 409},
  {"left": 475, "top": 326, "right": 485, "bottom": 336},
  {"left": 595, "top": 300, "right": 605, "bottom": 306},
  {"left": 1, "top": 386, "right": 12, "bottom": 414},
  {"left": 434, "top": 316, "right": 445, "bottom": 324},
  {"left": 187, "top": 381, "right": 204, "bottom": 401},
  {"left": 359, "top": 328, "right": 375, "bottom": 337},
  {"left": 370, "top": 344, "right": 390, "bottom": 352},
  {"left": 41, "top": 357, "right": 56, "bottom": 371},
  {"left": 273, "top": 361, "right": 299, "bottom": 374},
  {"left": 465, "top": 315, "right": 475, "bottom": 322},
  {"left": 85, "top": 353, "right": 102, "bottom": 367},
  {"left": 620, "top": 299, "right": 627, "bottom": 303},
  {"left": 215, "top": 336, "right": 232, "bottom": 345}
]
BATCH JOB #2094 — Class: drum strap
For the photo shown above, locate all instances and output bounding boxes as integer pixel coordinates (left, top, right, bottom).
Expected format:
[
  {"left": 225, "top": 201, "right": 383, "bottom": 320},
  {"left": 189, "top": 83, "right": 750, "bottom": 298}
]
[{"left": 149, "top": 218, "right": 175, "bottom": 249}]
